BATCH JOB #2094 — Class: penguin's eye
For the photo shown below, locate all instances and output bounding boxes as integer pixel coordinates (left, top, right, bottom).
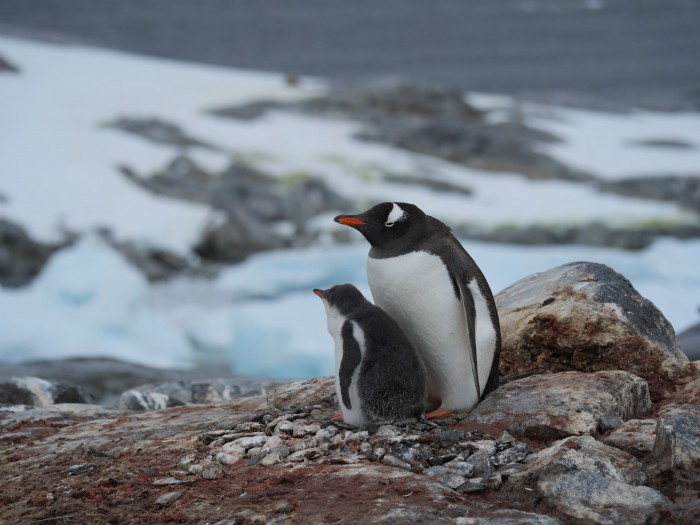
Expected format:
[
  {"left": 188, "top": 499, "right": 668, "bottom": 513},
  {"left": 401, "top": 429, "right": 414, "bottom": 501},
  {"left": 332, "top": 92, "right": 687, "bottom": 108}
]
[{"left": 384, "top": 222, "right": 394, "bottom": 228}]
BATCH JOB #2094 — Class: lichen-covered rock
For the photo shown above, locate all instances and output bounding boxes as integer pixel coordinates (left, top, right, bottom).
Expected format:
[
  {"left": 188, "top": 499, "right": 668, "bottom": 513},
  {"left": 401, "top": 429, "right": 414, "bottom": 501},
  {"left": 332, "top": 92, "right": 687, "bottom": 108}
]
[
  {"left": 505, "top": 436, "right": 670, "bottom": 524},
  {"left": 495, "top": 262, "right": 686, "bottom": 403},
  {"left": 538, "top": 468, "right": 670, "bottom": 525},
  {"left": 649, "top": 403, "right": 700, "bottom": 496},
  {"left": 464, "top": 370, "right": 651, "bottom": 440},
  {"left": 603, "top": 419, "right": 657, "bottom": 461},
  {"left": 672, "top": 377, "right": 700, "bottom": 405}
]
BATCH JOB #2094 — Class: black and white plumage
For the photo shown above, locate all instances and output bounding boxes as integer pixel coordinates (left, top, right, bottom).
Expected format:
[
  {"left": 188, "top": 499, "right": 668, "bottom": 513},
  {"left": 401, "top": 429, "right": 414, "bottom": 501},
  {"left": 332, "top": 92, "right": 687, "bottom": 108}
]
[
  {"left": 334, "top": 202, "right": 501, "bottom": 416},
  {"left": 314, "top": 284, "right": 426, "bottom": 426}
]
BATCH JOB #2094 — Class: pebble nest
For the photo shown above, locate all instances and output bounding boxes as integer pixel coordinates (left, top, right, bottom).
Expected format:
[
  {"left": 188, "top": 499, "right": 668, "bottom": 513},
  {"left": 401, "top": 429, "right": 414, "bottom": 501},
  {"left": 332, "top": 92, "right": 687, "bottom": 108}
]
[{"left": 174, "top": 401, "right": 533, "bottom": 495}]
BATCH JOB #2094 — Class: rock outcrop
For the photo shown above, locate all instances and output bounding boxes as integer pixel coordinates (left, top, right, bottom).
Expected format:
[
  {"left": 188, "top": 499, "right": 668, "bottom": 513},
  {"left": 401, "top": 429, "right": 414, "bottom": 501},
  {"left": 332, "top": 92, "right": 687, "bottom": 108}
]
[
  {"left": 0, "top": 218, "right": 64, "bottom": 288},
  {"left": 496, "top": 261, "right": 691, "bottom": 402},
  {"left": 120, "top": 156, "right": 351, "bottom": 264},
  {"left": 465, "top": 370, "right": 650, "bottom": 440},
  {"left": 1, "top": 262, "right": 698, "bottom": 523},
  {"left": 2, "top": 371, "right": 695, "bottom": 524}
]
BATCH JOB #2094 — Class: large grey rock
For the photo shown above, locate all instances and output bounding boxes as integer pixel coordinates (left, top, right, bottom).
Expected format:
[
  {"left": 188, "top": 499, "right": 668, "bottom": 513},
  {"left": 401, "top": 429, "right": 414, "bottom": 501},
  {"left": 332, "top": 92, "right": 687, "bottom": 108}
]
[
  {"left": 505, "top": 436, "right": 670, "bottom": 525},
  {"left": 118, "top": 377, "right": 291, "bottom": 410},
  {"left": 496, "top": 262, "right": 688, "bottom": 403},
  {"left": 465, "top": 370, "right": 651, "bottom": 440}
]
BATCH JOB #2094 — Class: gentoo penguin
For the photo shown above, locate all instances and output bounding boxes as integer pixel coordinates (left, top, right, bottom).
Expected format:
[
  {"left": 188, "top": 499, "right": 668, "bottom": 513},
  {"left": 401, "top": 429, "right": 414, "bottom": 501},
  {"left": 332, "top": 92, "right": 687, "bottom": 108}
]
[
  {"left": 334, "top": 202, "right": 501, "bottom": 418},
  {"left": 313, "top": 284, "right": 426, "bottom": 426}
]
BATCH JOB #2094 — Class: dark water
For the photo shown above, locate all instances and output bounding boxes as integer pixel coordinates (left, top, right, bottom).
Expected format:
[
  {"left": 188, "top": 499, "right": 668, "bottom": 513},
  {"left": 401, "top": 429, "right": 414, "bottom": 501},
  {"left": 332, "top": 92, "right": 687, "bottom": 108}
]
[{"left": 1, "top": 0, "right": 700, "bottom": 106}]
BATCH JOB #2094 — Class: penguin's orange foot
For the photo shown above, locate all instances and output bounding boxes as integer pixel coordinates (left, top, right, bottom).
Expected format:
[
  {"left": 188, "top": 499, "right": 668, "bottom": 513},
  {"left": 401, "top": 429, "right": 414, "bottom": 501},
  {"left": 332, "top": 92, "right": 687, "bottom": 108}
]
[
  {"left": 332, "top": 411, "right": 344, "bottom": 422},
  {"left": 425, "top": 408, "right": 454, "bottom": 420}
]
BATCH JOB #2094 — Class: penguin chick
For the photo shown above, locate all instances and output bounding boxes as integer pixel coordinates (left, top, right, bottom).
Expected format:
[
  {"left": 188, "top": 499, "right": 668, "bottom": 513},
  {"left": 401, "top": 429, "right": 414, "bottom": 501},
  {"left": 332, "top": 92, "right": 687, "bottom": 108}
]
[
  {"left": 334, "top": 202, "right": 501, "bottom": 418},
  {"left": 314, "top": 284, "right": 426, "bottom": 427}
]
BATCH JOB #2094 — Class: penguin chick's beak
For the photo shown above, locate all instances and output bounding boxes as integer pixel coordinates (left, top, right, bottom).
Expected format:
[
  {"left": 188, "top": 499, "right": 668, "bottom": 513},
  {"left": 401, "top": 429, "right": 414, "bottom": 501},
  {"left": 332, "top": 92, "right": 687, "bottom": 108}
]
[
  {"left": 334, "top": 215, "right": 367, "bottom": 227},
  {"left": 313, "top": 289, "right": 326, "bottom": 299}
]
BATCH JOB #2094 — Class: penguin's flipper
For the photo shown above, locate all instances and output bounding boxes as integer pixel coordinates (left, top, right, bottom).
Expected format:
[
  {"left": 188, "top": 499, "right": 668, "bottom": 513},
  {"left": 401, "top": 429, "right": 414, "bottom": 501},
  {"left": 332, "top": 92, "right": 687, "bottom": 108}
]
[
  {"left": 339, "top": 320, "right": 362, "bottom": 410},
  {"left": 456, "top": 278, "right": 481, "bottom": 400}
]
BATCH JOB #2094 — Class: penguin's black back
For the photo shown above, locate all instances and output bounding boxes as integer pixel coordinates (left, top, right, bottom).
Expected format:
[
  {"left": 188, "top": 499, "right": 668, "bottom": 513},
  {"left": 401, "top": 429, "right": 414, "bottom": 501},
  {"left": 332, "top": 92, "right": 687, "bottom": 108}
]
[
  {"left": 323, "top": 283, "right": 426, "bottom": 421},
  {"left": 350, "top": 302, "right": 427, "bottom": 420}
]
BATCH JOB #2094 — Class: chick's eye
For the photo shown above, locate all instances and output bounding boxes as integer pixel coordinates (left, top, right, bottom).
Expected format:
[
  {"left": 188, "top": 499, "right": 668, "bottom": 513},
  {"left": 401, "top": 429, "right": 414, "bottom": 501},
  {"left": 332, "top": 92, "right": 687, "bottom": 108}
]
[{"left": 384, "top": 222, "right": 394, "bottom": 228}]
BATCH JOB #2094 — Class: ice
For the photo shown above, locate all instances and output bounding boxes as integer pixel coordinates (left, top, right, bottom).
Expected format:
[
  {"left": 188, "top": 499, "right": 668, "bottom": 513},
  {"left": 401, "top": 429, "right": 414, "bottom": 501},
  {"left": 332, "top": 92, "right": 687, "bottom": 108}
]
[{"left": 0, "top": 237, "right": 193, "bottom": 369}]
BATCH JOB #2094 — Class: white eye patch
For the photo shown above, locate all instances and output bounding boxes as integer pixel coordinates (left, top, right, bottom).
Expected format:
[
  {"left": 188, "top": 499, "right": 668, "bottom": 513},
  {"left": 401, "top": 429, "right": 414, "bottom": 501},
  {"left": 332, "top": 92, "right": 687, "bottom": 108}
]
[{"left": 385, "top": 203, "right": 406, "bottom": 227}]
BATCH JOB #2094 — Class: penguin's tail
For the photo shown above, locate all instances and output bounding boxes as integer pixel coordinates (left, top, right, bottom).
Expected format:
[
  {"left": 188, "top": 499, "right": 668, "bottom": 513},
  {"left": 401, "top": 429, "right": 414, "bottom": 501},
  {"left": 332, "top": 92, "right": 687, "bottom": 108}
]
[{"left": 497, "top": 368, "right": 546, "bottom": 387}]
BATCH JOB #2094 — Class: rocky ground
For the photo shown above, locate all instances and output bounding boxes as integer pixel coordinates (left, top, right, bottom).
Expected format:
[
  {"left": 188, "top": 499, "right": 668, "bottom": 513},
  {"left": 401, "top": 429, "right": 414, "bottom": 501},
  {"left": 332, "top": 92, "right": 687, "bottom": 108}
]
[{"left": 2, "top": 261, "right": 699, "bottom": 524}]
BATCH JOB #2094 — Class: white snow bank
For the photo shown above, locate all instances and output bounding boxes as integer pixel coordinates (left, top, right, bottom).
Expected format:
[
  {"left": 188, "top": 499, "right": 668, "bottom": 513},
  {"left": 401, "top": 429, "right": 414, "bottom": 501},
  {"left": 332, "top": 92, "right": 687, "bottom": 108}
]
[
  {"left": 0, "top": 35, "right": 321, "bottom": 253},
  {"left": 524, "top": 104, "right": 700, "bottom": 180}
]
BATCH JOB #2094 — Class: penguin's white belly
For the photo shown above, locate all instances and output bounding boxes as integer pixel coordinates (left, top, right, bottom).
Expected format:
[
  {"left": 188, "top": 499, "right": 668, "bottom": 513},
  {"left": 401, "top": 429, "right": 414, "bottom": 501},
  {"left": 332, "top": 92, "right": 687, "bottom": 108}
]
[
  {"left": 329, "top": 318, "right": 366, "bottom": 426},
  {"left": 368, "top": 252, "right": 493, "bottom": 412}
]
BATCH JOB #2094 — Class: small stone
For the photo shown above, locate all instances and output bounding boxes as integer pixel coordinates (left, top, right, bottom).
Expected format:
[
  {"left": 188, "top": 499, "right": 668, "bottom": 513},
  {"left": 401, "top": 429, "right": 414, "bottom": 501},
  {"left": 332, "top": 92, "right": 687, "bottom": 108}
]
[
  {"left": 599, "top": 415, "right": 624, "bottom": 433},
  {"left": 467, "top": 440, "right": 497, "bottom": 455},
  {"left": 276, "top": 421, "right": 295, "bottom": 434},
  {"left": 293, "top": 422, "right": 320, "bottom": 438},
  {"left": 330, "top": 434, "right": 345, "bottom": 450},
  {"left": 315, "top": 428, "right": 335, "bottom": 443},
  {"left": 152, "top": 477, "right": 193, "bottom": 486},
  {"left": 216, "top": 452, "right": 241, "bottom": 465},
  {"left": 440, "top": 453, "right": 458, "bottom": 463},
  {"left": 438, "top": 430, "right": 462, "bottom": 448},
  {"left": 287, "top": 450, "right": 308, "bottom": 463},
  {"left": 445, "top": 460, "right": 475, "bottom": 478},
  {"left": 64, "top": 464, "right": 98, "bottom": 476},
  {"left": 372, "top": 425, "right": 402, "bottom": 441},
  {"left": 177, "top": 454, "right": 197, "bottom": 469},
  {"left": 262, "top": 435, "right": 285, "bottom": 451},
  {"left": 201, "top": 459, "right": 224, "bottom": 479},
  {"left": 425, "top": 465, "right": 468, "bottom": 489},
  {"left": 458, "top": 477, "right": 488, "bottom": 493},
  {"left": 290, "top": 437, "right": 319, "bottom": 453},
  {"left": 466, "top": 449, "right": 496, "bottom": 478},
  {"left": 310, "top": 409, "right": 325, "bottom": 419},
  {"left": 155, "top": 491, "right": 182, "bottom": 506},
  {"left": 495, "top": 431, "right": 516, "bottom": 451},
  {"left": 427, "top": 456, "right": 444, "bottom": 466},
  {"left": 260, "top": 447, "right": 290, "bottom": 466},
  {"left": 247, "top": 450, "right": 269, "bottom": 466},
  {"left": 493, "top": 443, "right": 530, "bottom": 466},
  {"left": 247, "top": 446, "right": 263, "bottom": 458},
  {"left": 329, "top": 453, "right": 361, "bottom": 465},
  {"left": 235, "top": 421, "right": 265, "bottom": 433},
  {"left": 230, "top": 435, "right": 268, "bottom": 450},
  {"left": 381, "top": 454, "right": 412, "bottom": 471}
]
